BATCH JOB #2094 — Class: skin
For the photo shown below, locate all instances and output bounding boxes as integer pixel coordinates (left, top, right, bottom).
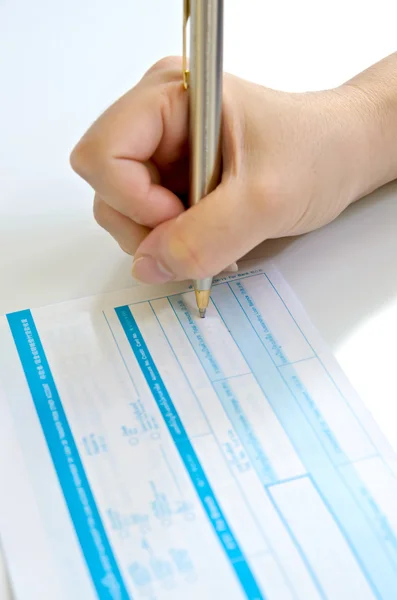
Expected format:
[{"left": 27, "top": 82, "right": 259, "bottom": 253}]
[{"left": 70, "top": 53, "right": 397, "bottom": 284}]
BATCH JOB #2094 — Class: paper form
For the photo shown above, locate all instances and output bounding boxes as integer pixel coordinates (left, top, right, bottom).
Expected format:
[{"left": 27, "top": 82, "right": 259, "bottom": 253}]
[{"left": 1, "top": 258, "right": 397, "bottom": 600}]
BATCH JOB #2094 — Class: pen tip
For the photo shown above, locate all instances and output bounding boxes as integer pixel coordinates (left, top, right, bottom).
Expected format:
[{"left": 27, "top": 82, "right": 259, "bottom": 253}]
[{"left": 195, "top": 289, "right": 210, "bottom": 319}]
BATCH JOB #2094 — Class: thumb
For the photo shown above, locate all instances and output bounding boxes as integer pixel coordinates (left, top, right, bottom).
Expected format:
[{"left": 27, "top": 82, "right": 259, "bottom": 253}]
[{"left": 131, "top": 180, "right": 271, "bottom": 284}]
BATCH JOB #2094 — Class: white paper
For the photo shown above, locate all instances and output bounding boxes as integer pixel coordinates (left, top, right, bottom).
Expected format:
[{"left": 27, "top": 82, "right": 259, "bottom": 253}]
[{"left": 1, "top": 258, "right": 397, "bottom": 600}]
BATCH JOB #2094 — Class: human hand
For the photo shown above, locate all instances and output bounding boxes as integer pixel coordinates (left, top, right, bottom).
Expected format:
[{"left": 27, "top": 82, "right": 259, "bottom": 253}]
[{"left": 70, "top": 56, "right": 372, "bottom": 284}]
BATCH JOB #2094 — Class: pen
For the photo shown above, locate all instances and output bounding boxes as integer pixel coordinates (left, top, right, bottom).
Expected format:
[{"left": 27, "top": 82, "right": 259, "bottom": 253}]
[{"left": 183, "top": 0, "right": 223, "bottom": 318}]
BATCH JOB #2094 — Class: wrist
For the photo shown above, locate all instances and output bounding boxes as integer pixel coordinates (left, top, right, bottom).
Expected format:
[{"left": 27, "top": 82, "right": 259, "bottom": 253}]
[{"left": 335, "top": 60, "right": 397, "bottom": 202}]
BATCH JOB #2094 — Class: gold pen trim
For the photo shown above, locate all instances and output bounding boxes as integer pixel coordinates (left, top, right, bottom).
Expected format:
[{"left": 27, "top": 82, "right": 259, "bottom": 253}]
[{"left": 182, "top": 0, "right": 190, "bottom": 89}]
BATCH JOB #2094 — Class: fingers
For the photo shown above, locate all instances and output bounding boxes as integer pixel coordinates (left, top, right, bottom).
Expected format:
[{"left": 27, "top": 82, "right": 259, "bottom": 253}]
[
  {"left": 95, "top": 157, "right": 185, "bottom": 228},
  {"left": 70, "top": 57, "right": 189, "bottom": 229},
  {"left": 131, "top": 178, "right": 275, "bottom": 283},
  {"left": 93, "top": 195, "right": 150, "bottom": 255}
]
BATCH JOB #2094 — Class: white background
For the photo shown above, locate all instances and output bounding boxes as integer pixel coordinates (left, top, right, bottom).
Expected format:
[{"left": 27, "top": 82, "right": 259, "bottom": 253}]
[{"left": 1, "top": 1, "right": 397, "bottom": 597}]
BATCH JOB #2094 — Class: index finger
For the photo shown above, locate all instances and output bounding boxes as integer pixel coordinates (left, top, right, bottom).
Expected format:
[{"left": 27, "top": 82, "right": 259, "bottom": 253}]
[{"left": 70, "top": 57, "right": 188, "bottom": 228}]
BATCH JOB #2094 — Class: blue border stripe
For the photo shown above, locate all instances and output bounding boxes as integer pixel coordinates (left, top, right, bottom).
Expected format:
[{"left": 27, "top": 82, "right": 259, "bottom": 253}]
[
  {"left": 115, "top": 305, "right": 265, "bottom": 600},
  {"left": 7, "top": 310, "right": 130, "bottom": 600}
]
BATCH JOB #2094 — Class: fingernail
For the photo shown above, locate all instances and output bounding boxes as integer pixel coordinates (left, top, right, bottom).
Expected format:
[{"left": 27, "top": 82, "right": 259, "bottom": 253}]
[{"left": 132, "top": 255, "right": 174, "bottom": 284}]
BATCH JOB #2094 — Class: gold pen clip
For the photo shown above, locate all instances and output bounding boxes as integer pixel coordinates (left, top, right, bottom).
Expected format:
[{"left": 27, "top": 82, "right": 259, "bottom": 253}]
[{"left": 183, "top": 0, "right": 190, "bottom": 89}]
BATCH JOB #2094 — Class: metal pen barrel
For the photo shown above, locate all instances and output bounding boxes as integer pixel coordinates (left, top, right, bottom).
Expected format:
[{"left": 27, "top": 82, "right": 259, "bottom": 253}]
[{"left": 188, "top": 0, "right": 223, "bottom": 316}]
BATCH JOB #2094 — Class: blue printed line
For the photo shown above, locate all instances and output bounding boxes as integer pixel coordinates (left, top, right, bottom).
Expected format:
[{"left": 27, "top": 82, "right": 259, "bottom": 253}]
[
  {"left": 173, "top": 297, "right": 223, "bottom": 381},
  {"left": 211, "top": 284, "right": 396, "bottom": 598},
  {"left": 279, "top": 357, "right": 318, "bottom": 367},
  {"left": 123, "top": 271, "right": 267, "bottom": 310},
  {"left": 115, "top": 305, "right": 265, "bottom": 600},
  {"left": 349, "top": 455, "right": 380, "bottom": 467},
  {"left": 165, "top": 283, "right": 397, "bottom": 597},
  {"left": 265, "top": 473, "right": 308, "bottom": 489},
  {"left": 159, "top": 445, "right": 183, "bottom": 495},
  {"left": 229, "top": 281, "right": 290, "bottom": 366},
  {"left": 167, "top": 291, "right": 318, "bottom": 598},
  {"left": 167, "top": 291, "right": 324, "bottom": 597},
  {"left": 6, "top": 310, "right": 130, "bottom": 600},
  {"left": 151, "top": 300, "right": 299, "bottom": 600},
  {"left": 338, "top": 464, "right": 397, "bottom": 569},
  {"left": 266, "top": 484, "right": 327, "bottom": 600},
  {"left": 261, "top": 273, "right": 376, "bottom": 453},
  {"left": 213, "top": 380, "right": 278, "bottom": 483},
  {"left": 227, "top": 282, "right": 359, "bottom": 467},
  {"left": 261, "top": 273, "right": 314, "bottom": 357},
  {"left": 102, "top": 311, "right": 139, "bottom": 397},
  {"left": 125, "top": 269, "right": 384, "bottom": 466},
  {"left": 277, "top": 364, "right": 347, "bottom": 466},
  {"left": 307, "top": 474, "right": 382, "bottom": 600},
  {"left": 147, "top": 300, "right": 213, "bottom": 439},
  {"left": 215, "top": 373, "right": 252, "bottom": 383},
  {"left": 168, "top": 295, "right": 278, "bottom": 486}
]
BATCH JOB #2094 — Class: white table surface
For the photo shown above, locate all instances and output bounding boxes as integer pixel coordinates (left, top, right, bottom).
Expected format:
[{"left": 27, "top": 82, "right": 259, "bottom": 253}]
[{"left": 1, "top": 1, "right": 397, "bottom": 598}]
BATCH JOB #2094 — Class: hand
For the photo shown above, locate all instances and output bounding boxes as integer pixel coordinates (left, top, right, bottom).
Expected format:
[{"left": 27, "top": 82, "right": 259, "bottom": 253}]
[{"left": 70, "top": 56, "right": 372, "bottom": 284}]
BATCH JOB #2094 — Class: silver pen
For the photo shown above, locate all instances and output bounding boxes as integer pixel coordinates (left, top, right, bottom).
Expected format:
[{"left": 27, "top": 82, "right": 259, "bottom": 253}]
[{"left": 183, "top": 0, "right": 223, "bottom": 318}]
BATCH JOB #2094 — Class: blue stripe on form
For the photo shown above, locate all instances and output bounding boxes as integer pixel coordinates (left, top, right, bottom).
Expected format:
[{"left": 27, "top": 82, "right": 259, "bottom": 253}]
[
  {"left": 115, "top": 305, "right": 265, "bottom": 600},
  {"left": 7, "top": 309, "right": 130, "bottom": 600}
]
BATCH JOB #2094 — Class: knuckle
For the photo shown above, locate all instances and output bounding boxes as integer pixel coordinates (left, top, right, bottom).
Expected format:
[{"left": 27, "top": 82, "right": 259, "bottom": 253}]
[
  {"left": 144, "top": 56, "right": 183, "bottom": 82},
  {"left": 93, "top": 196, "right": 108, "bottom": 228},
  {"left": 69, "top": 142, "right": 84, "bottom": 176},
  {"left": 118, "top": 242, "right": 134, "bottom": 256},
  {"left": 70, "top": 136, "right": 99, "bottom": 180}
]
